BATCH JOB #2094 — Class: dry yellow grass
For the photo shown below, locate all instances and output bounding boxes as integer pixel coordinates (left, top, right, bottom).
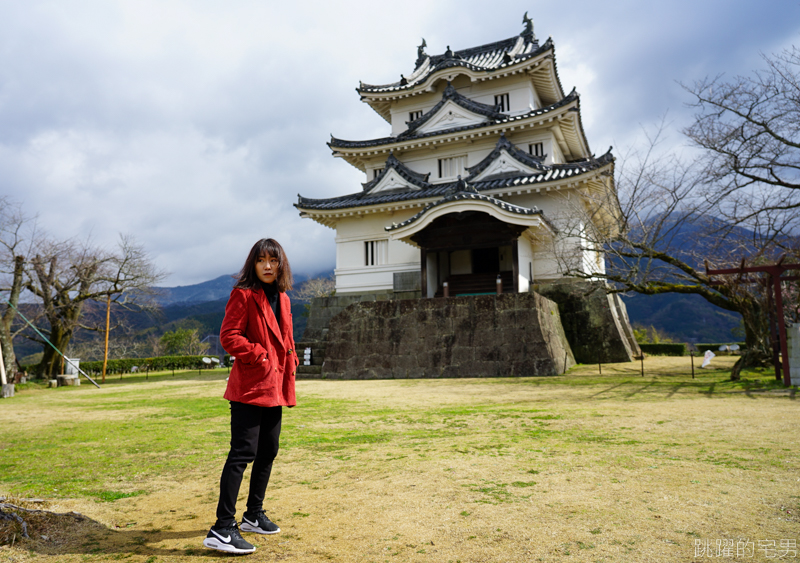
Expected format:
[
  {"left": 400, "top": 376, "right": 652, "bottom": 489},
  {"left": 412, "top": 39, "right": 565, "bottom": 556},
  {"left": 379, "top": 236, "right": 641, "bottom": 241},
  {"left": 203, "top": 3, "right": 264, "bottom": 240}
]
[{"left": 1, "top": 357, "right": 797, "bottom": 562}]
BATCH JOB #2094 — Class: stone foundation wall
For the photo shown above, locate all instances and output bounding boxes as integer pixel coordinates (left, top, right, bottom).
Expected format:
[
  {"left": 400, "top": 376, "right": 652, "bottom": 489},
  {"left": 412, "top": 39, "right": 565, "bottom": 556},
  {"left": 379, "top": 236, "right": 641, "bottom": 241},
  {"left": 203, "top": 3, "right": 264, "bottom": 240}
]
[
  {"left": 321, "top": 292, "right": 575, "bottom": 379},
  {"left": 302, "top": 291, "right": 420, "bottom": 341},
  {"left": 535, "top": 281, "right": 640, "bottom": 364}
]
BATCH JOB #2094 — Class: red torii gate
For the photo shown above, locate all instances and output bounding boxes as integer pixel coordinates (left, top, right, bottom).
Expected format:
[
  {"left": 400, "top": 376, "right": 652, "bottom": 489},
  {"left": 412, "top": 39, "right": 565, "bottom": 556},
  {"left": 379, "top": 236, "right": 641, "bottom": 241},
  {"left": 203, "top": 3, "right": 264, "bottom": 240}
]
[{"left": 705, "top": 257, "right": 800, "bottom": 387}]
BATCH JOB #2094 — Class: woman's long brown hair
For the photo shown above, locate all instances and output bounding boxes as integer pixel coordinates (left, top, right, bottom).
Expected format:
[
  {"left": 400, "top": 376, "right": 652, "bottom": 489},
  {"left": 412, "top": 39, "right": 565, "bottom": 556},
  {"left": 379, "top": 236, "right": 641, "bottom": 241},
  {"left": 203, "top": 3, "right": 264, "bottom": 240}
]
[{"left": 234, "top": 238, "right": 293, "bottom": 293}]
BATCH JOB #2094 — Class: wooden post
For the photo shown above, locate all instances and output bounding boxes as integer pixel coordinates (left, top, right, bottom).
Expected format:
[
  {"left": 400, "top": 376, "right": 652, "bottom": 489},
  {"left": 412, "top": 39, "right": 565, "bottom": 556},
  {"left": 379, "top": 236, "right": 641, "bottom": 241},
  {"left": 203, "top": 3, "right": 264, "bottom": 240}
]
[
  {"left": 420, "top": 249, "right": 428, "bottom": 298},
  {"left": 102, "top": 294, "right": 111, "bottom": 383},
  {"left": 771, "top": 273, "right": 792, "bottom": 387}
]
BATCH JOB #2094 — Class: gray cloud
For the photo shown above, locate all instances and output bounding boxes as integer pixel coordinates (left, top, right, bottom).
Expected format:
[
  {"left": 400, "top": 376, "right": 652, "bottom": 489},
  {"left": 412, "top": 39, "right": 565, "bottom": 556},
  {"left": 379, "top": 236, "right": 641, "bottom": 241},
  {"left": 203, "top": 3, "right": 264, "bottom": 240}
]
[{"left": 1, "top": 0, "right": 799, "bottom": 285}]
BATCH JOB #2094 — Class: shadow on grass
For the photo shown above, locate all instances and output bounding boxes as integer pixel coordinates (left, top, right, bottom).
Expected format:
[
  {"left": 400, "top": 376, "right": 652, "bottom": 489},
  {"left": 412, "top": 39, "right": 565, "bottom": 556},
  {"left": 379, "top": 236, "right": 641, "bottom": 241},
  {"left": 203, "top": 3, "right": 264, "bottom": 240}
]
[{"left": 1, "top": 506, "right": 226, "bottom": 558}]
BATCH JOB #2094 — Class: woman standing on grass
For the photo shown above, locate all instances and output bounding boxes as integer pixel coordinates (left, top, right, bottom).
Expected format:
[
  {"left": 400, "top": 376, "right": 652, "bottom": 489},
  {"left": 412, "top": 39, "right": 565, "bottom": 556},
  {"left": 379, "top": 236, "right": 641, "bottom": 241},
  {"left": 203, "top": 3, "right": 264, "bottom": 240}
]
[{"left": 204, "top": 238, "right": 298, "bottom": 555}]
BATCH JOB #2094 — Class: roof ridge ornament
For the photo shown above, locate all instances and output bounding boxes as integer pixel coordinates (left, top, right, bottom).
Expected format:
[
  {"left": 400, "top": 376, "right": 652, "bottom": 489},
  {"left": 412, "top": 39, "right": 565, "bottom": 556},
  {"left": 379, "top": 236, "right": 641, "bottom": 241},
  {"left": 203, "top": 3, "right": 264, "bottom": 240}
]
[
  {"left": 444, "top": 45, "right": 461, "bottom": 60},
  {"left": 521, "top": 12, "right": 536, "bottom": 42},
  {"left": 415, "top": 38, "right": 428, "bottom": 69},
  {"left": 447, "top": 175, "right": 479, "bottom": 195}
]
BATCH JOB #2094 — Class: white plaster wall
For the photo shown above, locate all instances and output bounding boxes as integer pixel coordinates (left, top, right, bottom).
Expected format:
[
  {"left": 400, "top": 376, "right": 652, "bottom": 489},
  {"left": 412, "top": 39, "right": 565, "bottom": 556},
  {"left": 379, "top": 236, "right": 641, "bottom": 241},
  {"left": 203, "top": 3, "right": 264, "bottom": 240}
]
[
  {"left": 518, "top": 236, "right": 534, "bottom": 283},
  {"left": 335, "top": 262, "right": 420, "bottom": 294},
  {"left": 334, "top": 212, "right": 421, "bottom": 293}
]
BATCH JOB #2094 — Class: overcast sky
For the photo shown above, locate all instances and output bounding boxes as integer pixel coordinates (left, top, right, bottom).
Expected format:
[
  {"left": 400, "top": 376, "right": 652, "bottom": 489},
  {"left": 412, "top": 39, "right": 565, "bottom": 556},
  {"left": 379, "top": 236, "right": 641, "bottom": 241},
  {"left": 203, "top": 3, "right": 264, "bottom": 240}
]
[{"left": 2, "top": 0, "right": 799, "bottom": 286}]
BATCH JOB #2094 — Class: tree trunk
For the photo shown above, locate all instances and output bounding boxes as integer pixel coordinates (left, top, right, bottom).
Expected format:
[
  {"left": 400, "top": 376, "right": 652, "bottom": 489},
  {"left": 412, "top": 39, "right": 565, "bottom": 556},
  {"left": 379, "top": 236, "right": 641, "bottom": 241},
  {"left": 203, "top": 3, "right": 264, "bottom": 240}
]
[
  {"left": 0, "top": 255, "right": 25, "bottom": 380},
  {"left": 730, "top": 298, "right": 772, "bottom": 381},
  {"left": 35, "top": 323, "right": 74, "bottom": 379}
]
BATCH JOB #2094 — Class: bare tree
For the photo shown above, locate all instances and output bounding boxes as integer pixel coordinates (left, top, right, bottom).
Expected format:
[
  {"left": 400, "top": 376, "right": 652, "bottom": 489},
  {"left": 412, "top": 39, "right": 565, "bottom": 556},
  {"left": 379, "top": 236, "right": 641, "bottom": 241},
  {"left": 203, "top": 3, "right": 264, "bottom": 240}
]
[
  {"left": 682, "top": 45, "right": 800, "bottom": 244},
  {"left": 0, "top": 199, "right": 39, "bottom": 379},
  {"left": 24, "top": 235, "right": 166, "bottom": 378},
  {"left": 293, "top": 276, "right": 336, "bottom": 302},
  {"left": 67, "top": 320, "right": 149, "bottom": 361},
  {"left": 552, "top": 123, "right": 785, "bottom": 379}
]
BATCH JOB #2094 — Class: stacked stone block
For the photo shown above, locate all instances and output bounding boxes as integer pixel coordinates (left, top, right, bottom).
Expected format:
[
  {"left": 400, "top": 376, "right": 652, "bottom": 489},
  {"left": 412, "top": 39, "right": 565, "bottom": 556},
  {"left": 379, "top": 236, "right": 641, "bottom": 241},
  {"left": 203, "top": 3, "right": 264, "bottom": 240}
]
[{"left": 321, "top": 292, "right": 575, "bottom": 379}]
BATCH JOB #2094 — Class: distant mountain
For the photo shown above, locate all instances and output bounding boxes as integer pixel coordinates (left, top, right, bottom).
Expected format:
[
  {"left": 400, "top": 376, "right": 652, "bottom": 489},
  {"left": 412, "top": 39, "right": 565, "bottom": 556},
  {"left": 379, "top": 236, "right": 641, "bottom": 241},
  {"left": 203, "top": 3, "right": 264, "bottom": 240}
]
[
  {"left": 623, "top": 293, "right": 741, "bottom": 343},
  {"left": 153, "top": 274, "right": 237, "bottom": 306},
  {"left": 153, "top": 270, "right": 333, "bottom": 306}
]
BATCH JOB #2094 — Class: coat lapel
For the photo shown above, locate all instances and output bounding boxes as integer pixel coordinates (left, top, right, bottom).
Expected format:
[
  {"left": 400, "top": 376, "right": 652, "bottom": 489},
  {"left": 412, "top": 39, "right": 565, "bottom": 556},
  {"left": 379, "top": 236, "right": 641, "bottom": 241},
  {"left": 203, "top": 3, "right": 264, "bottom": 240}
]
[
  {"left": 279, "top": 292, "right": 293, "bottom": 342},
  {"left": 253, "top": 287, "right": 285, "bottom": 352}
]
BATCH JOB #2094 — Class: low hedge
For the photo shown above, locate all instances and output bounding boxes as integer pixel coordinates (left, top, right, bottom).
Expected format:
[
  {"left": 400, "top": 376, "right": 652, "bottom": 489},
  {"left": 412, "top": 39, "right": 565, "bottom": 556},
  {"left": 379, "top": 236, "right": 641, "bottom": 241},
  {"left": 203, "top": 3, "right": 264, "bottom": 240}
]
[
  {"left": 638, "top": 343, "right": 687, "bottom": 356},
  {"left": 80, "top": 355, "right": 213, "bottom": 375}
]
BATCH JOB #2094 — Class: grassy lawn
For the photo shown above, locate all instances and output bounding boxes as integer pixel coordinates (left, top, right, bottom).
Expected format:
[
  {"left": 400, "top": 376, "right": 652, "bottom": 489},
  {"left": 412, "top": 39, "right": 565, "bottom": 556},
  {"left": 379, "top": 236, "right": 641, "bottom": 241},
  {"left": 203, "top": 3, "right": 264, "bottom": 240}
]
[{"left": 0, "top": 357, "right": 797, "bottom": 562}]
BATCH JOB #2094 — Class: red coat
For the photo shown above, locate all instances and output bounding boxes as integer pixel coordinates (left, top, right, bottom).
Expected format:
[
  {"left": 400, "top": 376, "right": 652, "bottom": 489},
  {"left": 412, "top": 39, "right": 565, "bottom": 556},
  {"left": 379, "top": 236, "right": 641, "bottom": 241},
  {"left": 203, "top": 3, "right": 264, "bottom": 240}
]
[{"left": 221, "top": 287, "right": 298, "bottom": 407}]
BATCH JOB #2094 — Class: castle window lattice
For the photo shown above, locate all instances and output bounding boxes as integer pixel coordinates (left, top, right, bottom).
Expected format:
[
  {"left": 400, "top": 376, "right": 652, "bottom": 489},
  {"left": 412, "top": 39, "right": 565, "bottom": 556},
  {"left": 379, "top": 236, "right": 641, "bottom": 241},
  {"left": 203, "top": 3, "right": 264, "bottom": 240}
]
[
  {"left": 494, "top": 93, "right": 510, "bottom": 112},
  {"left": 529, "top": 142, "right": 544, "bottom": 157},
  {"left": 409, "top": 110, "right": 423, "bottom": 122},
  {"left": 364, "top": 239, "right": 388, "bottom": 266},
  {"left": 438, "top": 155, "right": 467, "bottom": 179}
]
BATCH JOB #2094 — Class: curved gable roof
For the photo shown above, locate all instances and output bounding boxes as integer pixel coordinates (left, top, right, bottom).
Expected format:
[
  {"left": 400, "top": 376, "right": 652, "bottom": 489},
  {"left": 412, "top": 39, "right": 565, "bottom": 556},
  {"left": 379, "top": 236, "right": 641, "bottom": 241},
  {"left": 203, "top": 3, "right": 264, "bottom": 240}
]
[
  {"left": 358, "top": 35, "right": 550, "bottom": 96},
  {"left": 329, "top": 89, "right": 580, "bottom": 151},
  {"left": 400, "top": 83, "right": 505, "bottom": 137},
  {"left": 465, "top": 134, "right": 548, "bottom": 181},
  {"left": 360, "top": 153, "right": 432, "bottom": 194}
]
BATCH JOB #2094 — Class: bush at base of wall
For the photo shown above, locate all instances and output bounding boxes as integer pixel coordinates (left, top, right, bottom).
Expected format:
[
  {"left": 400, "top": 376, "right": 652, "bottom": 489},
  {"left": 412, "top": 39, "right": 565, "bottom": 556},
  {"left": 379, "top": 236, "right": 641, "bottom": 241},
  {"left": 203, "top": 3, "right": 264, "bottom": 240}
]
[{"left": 638, "top": 343, "right": 687, "bottom": 356}]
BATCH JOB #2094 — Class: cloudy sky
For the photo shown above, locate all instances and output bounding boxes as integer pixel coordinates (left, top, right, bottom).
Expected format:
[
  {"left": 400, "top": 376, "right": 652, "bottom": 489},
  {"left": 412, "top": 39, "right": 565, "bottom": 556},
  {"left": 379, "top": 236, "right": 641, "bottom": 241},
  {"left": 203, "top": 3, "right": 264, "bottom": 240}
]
[{"left": 2, "top": 0, "right": 799, "bottom": 286}]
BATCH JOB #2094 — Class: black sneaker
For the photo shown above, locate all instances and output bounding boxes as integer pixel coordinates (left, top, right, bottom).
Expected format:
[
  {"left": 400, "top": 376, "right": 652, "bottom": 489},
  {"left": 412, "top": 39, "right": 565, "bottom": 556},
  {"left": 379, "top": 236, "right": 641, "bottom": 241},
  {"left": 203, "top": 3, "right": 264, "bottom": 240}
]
[
  {"left": 241, "top": 510, "right": 280, "bottom": 534},
  {"left": 203, "top": 522, "right": 256, "bottom": 554}
]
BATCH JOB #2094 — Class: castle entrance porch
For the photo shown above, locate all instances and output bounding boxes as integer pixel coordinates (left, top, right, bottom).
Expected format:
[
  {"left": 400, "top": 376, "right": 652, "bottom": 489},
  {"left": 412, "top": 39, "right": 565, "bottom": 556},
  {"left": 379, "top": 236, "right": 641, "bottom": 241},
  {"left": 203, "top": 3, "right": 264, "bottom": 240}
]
[{"left": 409, "top": 210, "right": 526, "bottom": 297}]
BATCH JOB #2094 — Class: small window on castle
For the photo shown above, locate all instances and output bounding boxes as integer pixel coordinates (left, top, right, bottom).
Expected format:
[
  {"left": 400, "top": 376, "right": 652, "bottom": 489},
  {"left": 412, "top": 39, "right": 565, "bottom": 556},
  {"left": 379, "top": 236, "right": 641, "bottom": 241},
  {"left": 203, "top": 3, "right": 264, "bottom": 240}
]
[
  {"left": 494, "top": 93, "right": 510, "bottom": 112},
  {"left": 409, "top": 110, "right": 423, "bottom": 122},
  {"left": 529, "top": 142, "right": 544, "bottom": 157},
  {"left": 364, "top": 240, "right": 388, "bottom": 266},
  {"left": 373, "top": 169, "right": 381, "bottom": 179},
  {"left": 438, "top": 155, "right": 467, "bottom": 179}
]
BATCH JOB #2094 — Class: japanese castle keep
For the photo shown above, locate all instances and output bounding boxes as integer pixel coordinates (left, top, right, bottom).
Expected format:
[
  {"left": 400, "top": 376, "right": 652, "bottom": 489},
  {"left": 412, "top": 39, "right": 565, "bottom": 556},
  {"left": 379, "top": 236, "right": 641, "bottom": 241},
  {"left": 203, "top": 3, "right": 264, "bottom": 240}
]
[{"left": 296, "top": 15, "right": 639, "bottom": 379}]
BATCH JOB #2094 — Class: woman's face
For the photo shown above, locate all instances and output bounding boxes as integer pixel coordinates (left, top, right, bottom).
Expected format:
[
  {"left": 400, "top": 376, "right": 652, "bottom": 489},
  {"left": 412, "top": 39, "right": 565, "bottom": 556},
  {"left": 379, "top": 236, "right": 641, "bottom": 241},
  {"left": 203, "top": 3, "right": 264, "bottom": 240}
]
[{"left": 255, "top": 253, "right": 279, "bottom": 284}]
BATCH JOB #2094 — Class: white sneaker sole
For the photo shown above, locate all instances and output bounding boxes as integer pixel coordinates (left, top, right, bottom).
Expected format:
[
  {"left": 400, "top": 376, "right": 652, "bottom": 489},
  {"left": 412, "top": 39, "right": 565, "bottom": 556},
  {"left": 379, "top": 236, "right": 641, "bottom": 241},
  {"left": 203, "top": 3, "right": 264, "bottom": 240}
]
[
  {"left": 203, "top": 537, "right": 256, "bottom": 554},
  {"left": 240, "top": 521, "right": 280, "bottom": 535}
]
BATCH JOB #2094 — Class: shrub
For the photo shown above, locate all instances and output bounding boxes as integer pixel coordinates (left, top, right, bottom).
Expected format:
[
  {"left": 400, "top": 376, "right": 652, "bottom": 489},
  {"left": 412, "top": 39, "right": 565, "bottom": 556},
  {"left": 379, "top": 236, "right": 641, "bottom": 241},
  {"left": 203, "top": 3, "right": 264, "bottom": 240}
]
[
  {"left": 638, "top": 343, "right": 687, "bottom": 356},
  {"left": 80, "top": 355, "right": 212, "bottom": 376}
]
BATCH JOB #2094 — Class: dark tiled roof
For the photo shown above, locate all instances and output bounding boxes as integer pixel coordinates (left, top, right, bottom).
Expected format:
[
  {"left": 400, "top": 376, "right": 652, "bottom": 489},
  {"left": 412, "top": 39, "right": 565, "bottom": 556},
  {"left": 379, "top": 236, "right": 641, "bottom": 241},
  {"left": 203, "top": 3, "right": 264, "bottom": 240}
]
[
  {"left": 329, "top": 89, "right": 579, "bottom": 150},
  {"left": 401, "top": 83, "right": 504, "bottom": 137},
  {"left": 386, "top": 183, "right": 544, "bottom": 233},
  {"left": 296, "top": 150, "right": 614, "bottom": 212},
  {"left": 358, "top": 35, "right": 552, "bottom": 95},
  {"left": 360, "top": 153, "right": 431, "bottom": 192},
  {"left": 465, "top": 134, "right": 547, "bottom": 181}
]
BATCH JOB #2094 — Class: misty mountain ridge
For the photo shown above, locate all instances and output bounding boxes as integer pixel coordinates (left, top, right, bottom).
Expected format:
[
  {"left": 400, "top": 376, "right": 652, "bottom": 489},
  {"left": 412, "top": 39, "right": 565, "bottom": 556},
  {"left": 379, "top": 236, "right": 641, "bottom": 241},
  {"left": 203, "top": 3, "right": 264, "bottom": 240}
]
[{"left": 153, "top": 270, "right": 333, "bottom": 306}]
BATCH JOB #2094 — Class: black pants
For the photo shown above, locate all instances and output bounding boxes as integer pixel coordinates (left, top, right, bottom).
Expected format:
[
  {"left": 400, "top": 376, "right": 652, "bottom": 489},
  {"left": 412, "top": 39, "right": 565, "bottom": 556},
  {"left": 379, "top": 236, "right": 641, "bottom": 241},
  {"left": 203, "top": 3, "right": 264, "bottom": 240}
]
[{"left": 214, "top": 402, "right": 282, "bottom": 527}]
